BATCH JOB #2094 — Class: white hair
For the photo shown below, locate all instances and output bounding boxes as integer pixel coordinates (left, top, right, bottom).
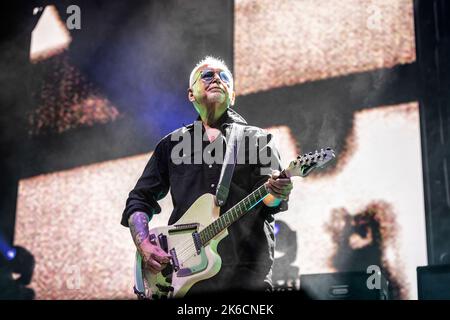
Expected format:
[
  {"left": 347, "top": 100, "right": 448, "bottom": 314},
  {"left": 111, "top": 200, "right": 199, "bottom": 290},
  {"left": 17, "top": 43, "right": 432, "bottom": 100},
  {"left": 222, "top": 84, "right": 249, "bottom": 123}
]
[{"left": 189, "top": 56, "right": 233, "bottom": 90}]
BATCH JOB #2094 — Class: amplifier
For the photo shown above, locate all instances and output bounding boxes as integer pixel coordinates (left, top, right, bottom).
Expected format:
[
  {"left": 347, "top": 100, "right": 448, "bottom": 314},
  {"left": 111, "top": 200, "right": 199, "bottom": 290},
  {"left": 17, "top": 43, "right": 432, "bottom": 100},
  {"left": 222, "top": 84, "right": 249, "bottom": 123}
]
[
  {"left": 417, "top": 265, "right": 450, "bottom": 299},
  {"left": 300, "top": 271, "right": 389, "bottom": 300}
]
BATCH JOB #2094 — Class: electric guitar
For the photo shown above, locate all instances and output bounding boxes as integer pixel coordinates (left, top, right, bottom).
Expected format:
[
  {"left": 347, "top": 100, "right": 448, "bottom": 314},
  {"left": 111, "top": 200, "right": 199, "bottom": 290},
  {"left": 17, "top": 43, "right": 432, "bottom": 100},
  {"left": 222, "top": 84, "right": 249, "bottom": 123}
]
[{"left": 133, "top": 147, "right": 336, "bottom": 299}]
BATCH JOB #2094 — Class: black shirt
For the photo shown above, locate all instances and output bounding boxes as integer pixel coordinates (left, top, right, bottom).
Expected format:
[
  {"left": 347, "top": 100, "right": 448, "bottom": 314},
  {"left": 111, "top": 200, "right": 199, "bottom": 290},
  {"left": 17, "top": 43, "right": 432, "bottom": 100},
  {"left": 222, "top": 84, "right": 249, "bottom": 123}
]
[{"left": 122, "top": 108, "right": 288, "bottom": 292}]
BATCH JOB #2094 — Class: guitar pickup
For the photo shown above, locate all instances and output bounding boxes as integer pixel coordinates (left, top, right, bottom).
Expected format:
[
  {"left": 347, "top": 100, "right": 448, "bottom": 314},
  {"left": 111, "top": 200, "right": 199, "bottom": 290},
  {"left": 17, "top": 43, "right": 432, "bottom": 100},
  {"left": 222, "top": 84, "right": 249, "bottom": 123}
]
[
  {"left": 169, "top": 223, "right": 199, "bottom": 235},
  {"left": 170, "top": 248, "right": 180, "bottom": 271},
  {"left": 158, "top": 233, "right": 168, "bottom": 253},
  {"left": 192, "top": 232, "right": 202, "bottom": 254}
]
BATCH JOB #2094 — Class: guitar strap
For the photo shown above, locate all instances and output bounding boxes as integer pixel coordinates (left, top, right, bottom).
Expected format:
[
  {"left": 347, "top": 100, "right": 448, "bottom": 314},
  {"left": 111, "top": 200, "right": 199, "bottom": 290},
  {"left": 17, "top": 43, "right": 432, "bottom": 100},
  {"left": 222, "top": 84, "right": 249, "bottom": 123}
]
[{"left": 215, "top": 123, "right": 245, "bottom": 207}]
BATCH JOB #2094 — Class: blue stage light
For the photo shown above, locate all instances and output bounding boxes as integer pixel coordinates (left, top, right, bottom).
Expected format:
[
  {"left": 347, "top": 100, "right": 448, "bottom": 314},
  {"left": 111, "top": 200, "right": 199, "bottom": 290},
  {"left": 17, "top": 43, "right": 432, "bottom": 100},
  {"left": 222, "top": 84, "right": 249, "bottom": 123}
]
[
  {"left": 0, "top": 234, "right": 16, "bottom": 261},
  {"left": 6, "top": 248, "right": 17, "bottom": 261}
]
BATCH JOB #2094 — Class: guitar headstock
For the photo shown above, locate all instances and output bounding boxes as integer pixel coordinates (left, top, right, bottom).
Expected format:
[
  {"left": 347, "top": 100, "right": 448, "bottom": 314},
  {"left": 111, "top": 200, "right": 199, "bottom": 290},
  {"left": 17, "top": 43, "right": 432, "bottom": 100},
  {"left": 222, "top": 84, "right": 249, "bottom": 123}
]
[{"left": 285, "top": 147, "right": 336, "bottom": 177}]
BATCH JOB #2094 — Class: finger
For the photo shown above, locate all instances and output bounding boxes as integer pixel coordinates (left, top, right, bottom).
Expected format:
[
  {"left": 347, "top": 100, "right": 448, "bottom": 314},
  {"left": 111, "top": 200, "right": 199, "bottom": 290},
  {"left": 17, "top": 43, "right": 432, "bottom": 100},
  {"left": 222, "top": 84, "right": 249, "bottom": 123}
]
[
  {"left": 152, "top": 253, "right": 170, "bottom": 264},
  {"left": 268, "top": 182, "right": 285, "bottom": 194},
  {"left": 269, "top": 178, "right": 291, "bottom": 189},
  {"left": 275, "top": 178, "right": 292, "bottom": 185},
  {"left": 147, "top": 265, "right": 159, "bottom": 274},
  {"left": 147, "top": 258, "right": 162, "bottom": 270},
  {"left": 156, "top": 264, "right": 167, "bottom": 272},
  {"left": 161, "top": 249, "right": 172, "bottom": 259},
  {"left": 267, "top": 186, "right": 284, "bottom": 199},
  {"left": 270, "top": 178, "right": 291, "bottom": 187},
  {"left": 143, "top": 257, "right": 160, "bottom": 273},
  {"left": 269, "top": 188, "right": 284, "bottom": 197},
  {"left": 270, "top": 169, "right": 280, "bottom": 179},
  {"left": 282, "top": 186, "right": 292, "bottom": 195},
  {"left": 266, "top": 182, "right": 289, "bottom": 197},
  {"left": 269, "top": 185, "right": 289, "bottom": 199},
  {"left": 154, "top": 247, "right": 172, "bottom": 259},
  {"left": 152, "top": 252, "right": 170, "bottom": 265},
  {"left": 271, "top": 181, "right": 291, "bottom": 192},
  {"left": 276, "top": 192, "right": 288, "bottom": 200},
  {"left": 271, "top": 182, "right": 293, "bottom": 195},
  {"left": 151, "top": 254, "right": 164, "bottom": 264},
  {"left": 280, "top": 192, "right": 290, "bottom": 200}
]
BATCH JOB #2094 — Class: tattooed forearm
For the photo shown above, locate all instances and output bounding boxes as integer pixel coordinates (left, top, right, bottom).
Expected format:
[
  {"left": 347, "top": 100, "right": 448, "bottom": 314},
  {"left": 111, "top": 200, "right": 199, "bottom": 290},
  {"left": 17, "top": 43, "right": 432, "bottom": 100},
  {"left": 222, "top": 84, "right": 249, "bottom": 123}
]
[{"left": 129, "top": 211, "right": 150, "bottom": 247}]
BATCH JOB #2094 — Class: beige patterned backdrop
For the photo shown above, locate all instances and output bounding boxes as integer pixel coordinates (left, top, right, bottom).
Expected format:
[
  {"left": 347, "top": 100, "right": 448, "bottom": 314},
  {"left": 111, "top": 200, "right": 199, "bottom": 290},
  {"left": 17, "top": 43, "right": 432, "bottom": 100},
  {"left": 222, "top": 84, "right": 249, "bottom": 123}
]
[
  {"left": 234, "top": 0, "right": 415, "bottom": 95},
  {"left": 15, "top": 0, "right": 426, "bottom": 299}
]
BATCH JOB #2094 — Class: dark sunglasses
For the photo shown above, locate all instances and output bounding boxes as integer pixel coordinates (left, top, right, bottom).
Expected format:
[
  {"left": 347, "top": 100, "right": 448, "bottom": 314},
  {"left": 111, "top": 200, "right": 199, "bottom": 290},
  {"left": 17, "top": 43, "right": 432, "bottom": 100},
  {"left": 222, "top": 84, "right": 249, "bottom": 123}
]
[{"left": 192, "top": 69, "right": 232, "bottom": 87}]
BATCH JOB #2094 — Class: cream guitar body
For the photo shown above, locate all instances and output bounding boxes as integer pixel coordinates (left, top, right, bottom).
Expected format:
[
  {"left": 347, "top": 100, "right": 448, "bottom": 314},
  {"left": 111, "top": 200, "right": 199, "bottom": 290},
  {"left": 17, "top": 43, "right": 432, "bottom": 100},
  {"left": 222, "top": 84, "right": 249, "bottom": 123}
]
[{"left": 134, "top": 194, "right": 227, "bottom": 299}]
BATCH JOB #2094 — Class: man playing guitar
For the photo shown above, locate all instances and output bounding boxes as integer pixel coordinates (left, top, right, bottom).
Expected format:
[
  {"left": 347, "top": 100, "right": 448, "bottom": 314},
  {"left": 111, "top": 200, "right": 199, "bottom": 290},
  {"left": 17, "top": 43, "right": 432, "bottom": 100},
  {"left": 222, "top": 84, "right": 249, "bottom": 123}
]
[{"left": 122, "top": 56, "right": 293, "bottom": 297}]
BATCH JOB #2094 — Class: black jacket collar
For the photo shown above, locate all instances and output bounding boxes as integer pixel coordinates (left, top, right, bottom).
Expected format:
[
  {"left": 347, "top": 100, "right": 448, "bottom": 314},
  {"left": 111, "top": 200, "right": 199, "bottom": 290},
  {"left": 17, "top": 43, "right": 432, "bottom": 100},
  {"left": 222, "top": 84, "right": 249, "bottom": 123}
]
[{"left": 190, "top": 108, "right": 248, "bottom": 133}]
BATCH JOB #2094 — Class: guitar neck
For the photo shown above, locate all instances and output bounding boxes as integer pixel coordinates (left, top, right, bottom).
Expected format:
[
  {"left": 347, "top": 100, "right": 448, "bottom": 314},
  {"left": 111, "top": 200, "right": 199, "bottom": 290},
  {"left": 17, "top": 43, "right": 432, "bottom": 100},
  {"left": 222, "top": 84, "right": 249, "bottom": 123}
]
[{"left": 199, "top": 170, "right": 287, "bottom": 245}]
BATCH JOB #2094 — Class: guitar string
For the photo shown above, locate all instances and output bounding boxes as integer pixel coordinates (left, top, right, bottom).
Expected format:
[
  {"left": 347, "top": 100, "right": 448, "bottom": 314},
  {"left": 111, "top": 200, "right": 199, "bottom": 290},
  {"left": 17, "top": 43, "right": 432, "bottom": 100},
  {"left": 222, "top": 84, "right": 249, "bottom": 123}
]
[
  {"left": 170, "top": 192, "right": 260, "bottom": 264},
  {"left": 172, "top": 219, "right": 224, "bottom": 263},
  {"left": 174, "top": 216, "right": 233, "bottom": 263},
  {"left": 172, "top": 162, "right": 286, "bottom": 261},
  {"left": 173, "top": 183, "right": 271, "bottom": 263},
  {"left": 172, "top": 204, "right": 240, "bottom": 263},
  {"left": 153, "top": 155, "right": 330, "bottom": 277},
  {"left": 168, "top": 177, "right": 291, "bottom": 264},
  {"left": 173, "top": 195, "right": 252, "bottom": 262},
  {"left": 165, "top": 155, "right": 329, "bottom": 266}
]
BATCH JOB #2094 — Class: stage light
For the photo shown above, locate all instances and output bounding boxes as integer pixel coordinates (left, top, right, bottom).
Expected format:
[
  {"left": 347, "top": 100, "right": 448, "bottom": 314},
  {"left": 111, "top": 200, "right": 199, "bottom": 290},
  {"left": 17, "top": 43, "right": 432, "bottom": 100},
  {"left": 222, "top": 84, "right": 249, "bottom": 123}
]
[
  {"left": 6, "top": 248, "right": 16, "bottom": 261},
  {"left": 0, "top": 235, "right": 15, "bottom": 262}
]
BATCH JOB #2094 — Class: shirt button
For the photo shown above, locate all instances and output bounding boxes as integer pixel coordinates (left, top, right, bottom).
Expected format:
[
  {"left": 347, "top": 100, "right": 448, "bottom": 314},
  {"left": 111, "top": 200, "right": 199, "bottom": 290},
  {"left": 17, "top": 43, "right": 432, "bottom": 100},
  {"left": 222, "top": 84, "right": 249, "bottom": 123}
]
[
  {"left": 208, "top": 164, "right": 212, "bottom": 168},
  {"left": 211, "top": 184, "right": 215, "bottom": 188}
]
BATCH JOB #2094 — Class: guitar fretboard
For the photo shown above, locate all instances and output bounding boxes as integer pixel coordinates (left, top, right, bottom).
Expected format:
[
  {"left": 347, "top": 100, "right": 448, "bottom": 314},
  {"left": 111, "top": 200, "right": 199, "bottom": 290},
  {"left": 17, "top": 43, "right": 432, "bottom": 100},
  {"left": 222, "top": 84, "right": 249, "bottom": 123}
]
[{"left": 199, "top": 184, "right": 269, "bottom": 245}]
